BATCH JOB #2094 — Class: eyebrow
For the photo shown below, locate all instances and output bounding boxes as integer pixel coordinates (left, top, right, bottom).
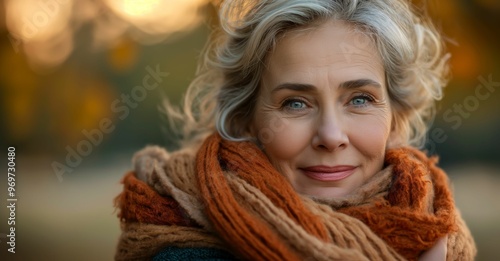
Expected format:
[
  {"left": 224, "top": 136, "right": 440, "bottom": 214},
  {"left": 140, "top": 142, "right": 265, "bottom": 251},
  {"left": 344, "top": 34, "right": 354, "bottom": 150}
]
[
  {"left": 272, "top": 79, "right": 382, "bottom": 93},
  {"left": 340, "top": 79, "right": 382, "bottom": 89}
]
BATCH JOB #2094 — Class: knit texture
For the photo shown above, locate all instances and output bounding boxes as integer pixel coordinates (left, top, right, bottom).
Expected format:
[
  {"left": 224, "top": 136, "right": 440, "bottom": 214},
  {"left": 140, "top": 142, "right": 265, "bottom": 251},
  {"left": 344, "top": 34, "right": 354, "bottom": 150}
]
[{"left": 115, "top": 133, "right": 476, "bottom": 261}]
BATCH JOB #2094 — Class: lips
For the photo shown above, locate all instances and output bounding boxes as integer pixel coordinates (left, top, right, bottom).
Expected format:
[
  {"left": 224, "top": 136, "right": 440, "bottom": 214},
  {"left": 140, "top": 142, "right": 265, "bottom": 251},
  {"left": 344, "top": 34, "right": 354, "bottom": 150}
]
[{"left": 299, "top": 165, "right": 356, "bottom": 182}]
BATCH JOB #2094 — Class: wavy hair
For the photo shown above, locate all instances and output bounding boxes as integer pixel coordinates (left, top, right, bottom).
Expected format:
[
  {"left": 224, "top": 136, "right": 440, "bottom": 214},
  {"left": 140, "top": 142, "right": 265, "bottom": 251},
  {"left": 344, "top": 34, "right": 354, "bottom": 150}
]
[{"left": 164, "top": 0, "right": 449, "bottom": 149}]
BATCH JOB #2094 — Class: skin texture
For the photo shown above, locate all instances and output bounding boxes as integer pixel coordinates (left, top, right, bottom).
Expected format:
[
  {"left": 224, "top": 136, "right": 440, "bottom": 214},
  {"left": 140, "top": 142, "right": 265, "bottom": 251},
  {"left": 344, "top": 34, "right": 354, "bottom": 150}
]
[
  {"left": 252, "top": 20, "right": 394, "bottom": 198},
  {"left": 250, "top": 19, "right": 447, "bottom": 260}
]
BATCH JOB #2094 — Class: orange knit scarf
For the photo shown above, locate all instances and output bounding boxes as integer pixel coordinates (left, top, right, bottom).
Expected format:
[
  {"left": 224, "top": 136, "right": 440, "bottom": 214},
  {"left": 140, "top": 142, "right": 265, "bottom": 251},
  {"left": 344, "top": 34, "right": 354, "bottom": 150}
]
[{"left": 116, "top": 133, "right": 460, "bottom": 260}]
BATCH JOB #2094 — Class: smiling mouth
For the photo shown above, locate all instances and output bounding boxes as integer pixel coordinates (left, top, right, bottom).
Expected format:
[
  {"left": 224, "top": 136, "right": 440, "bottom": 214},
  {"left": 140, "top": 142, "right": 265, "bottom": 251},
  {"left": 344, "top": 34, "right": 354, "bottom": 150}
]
[{"left": 299, "top": 165, "right": 356, "bottom": 182}]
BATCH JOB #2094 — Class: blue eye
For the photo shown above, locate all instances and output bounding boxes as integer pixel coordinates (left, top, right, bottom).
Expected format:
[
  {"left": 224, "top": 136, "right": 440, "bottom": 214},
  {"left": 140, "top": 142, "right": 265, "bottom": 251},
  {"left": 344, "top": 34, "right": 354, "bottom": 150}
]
[
  {"left": 349, "top": 95, "right": 373, "bottom": 107},
  {"left": 282, "top": 99, "right": 307, "bottom": 110},
  {"left": 351, "top": 97, "right": 367, "bottom": 105}
]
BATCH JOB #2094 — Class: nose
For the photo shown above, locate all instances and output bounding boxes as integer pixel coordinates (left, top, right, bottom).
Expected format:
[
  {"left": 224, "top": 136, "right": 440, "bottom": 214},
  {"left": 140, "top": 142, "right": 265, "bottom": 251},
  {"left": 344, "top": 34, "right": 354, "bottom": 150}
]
[{"left": 312, "top": 113, "right": 349, "bottom": 152}]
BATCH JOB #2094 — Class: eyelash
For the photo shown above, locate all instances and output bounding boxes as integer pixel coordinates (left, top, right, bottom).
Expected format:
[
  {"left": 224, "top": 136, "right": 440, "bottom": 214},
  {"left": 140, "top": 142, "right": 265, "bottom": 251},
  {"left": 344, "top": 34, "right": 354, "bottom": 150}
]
[
  {"left": 280, "top": 98, "right": 309, "bottom": 111},
  {"left": 280, "top": 93, "right": 376, "bottom": 111},
  {"left": 348, "top": 93, "right": 375, "bottom": 107}
]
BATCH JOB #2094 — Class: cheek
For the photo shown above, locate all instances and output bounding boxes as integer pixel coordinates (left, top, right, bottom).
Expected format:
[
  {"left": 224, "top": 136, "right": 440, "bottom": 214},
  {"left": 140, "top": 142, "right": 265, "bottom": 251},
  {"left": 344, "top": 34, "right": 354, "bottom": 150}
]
[
  {"left": 348, "top": 112, "right": 392, "bottom": 156},
  {"left": 256, "top": 116, "right": 312, "bottom": 160}
]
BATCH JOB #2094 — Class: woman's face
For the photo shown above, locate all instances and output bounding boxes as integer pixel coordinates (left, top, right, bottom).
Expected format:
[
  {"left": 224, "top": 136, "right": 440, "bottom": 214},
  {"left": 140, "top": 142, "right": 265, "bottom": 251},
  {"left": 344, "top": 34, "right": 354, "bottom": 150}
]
[{"left": 251, "top": 20, "right": 394, "bottom": 198}]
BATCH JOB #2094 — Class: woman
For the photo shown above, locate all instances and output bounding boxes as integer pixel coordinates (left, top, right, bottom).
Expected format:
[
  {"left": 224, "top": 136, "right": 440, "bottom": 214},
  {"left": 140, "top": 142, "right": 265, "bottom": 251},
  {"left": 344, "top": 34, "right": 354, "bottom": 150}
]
[{"left": 115, "top": 0, "right": 476, "bottom": 260}]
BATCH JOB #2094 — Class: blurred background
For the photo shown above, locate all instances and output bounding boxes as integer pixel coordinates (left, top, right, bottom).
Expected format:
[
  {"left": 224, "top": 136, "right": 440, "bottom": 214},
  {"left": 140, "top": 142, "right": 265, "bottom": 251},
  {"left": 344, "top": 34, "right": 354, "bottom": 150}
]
[{"left": 0, "top": 0, "right": 499, "bottom": 260}]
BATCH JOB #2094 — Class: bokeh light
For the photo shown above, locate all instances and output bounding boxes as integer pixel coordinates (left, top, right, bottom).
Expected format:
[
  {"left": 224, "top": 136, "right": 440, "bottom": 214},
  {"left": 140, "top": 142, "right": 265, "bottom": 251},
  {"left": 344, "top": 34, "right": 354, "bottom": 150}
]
[{"left": 0, "top": 1, "right": 499, "bottom": 260}]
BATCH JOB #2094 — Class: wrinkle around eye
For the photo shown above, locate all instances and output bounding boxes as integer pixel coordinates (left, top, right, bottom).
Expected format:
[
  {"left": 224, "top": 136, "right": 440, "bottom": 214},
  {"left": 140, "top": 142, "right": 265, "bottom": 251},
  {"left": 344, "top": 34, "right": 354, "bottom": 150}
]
[{"left": 344, "top": 94, "right": 390, "bottom": 115}]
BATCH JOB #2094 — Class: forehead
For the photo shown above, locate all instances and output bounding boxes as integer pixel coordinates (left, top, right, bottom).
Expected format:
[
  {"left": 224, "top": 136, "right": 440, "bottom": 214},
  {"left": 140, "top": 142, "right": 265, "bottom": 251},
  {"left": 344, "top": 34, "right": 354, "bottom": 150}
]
[{"left": 263, "top": 20, "right": 385, "bottom": 87}]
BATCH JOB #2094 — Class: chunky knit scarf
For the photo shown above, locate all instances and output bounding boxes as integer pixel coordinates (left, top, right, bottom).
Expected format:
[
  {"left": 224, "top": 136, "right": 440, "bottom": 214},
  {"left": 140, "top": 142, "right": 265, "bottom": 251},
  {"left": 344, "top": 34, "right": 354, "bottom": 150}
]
[{"left": 115, "top": 133, "right": 476, "bottom": 261}]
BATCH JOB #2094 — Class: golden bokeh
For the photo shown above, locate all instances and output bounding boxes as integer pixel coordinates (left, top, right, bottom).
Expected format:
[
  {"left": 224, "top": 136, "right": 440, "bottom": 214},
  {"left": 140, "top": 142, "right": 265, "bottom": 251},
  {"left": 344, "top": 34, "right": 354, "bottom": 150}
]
[{"left": 0, "top": 1, "right": 498, "bottom": 260}]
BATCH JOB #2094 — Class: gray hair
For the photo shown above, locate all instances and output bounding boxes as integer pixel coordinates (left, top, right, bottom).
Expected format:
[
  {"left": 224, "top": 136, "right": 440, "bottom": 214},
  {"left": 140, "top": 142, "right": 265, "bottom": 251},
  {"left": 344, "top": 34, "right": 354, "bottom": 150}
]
[{"left": 165, "top": 0, "right": 449, "bottom": 148}]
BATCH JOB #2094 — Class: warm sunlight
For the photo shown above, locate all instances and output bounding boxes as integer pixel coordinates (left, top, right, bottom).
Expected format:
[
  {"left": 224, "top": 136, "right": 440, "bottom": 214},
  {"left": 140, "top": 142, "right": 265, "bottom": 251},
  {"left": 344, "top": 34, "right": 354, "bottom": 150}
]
[
  {"left": 121, "top": 0, "right": 161, "bottom": 17},
  {"left": 105, "top": 0, "right": 208, "bottom": 35},
  {"left": 4, "top": 0, "right": 209, "bottom": 69},
  {"left": 5, "top": 0, "right": 72, "bottom": 41}
]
